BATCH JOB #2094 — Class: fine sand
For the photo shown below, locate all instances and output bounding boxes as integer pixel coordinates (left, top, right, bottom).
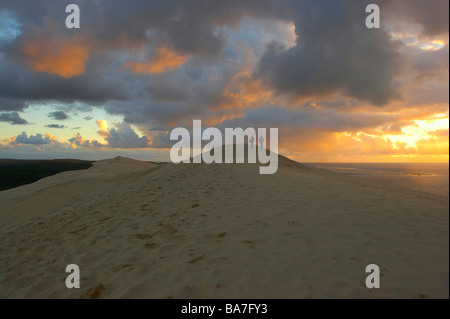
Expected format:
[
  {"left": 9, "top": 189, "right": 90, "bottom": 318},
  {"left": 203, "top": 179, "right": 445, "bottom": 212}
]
[{"left": 0, "top": 154, "right": 448, "bottom": 298}]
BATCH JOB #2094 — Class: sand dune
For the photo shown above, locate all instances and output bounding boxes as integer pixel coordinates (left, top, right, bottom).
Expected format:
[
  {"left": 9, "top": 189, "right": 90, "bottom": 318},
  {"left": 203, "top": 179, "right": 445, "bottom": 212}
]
[
  {"left": 0, "top": 153, "right": 448, "bottom": 298},
  {"left": 0, "top": 156, "right": 157, "bottom": 228}
]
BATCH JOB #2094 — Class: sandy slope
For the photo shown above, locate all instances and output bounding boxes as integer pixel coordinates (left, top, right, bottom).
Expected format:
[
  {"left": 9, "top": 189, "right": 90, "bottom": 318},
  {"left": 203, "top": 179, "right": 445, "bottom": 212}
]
[
  {"left": 0, "top": 156, "right": 157, "bottom": 228},
  {"left": 0, "top": 155, "right": 448, "bottom": 298}
]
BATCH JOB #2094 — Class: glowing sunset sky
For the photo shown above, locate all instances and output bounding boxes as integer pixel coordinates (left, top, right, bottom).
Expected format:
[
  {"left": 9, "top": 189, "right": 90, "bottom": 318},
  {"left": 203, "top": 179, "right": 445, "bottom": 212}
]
[{"left": 0, "top": 0, "right": 448, "bottom": 162}]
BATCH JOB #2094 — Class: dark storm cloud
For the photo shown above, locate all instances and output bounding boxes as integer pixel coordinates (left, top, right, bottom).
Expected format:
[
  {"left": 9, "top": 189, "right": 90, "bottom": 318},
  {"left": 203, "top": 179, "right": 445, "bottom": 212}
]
[
  {"left": 409, "top": 45, "right": 449, "bottom": 73},
  {"left": 45, "top": 124, "right": 65, "bottom": 128},
  {"left": 0, "top": 111, "right": 28, "bottom": 125},
  {"left": 103, "top": 58, "right": 237, "bottom": 126},
  {"left": 256, "top": 0, "right": 403, "bottom": 106},
  {"left": 0, "top": 57, "right": 131, "bottom": 106},
  {"left": 0, "top": 0, "right": 252, "bottom": 117},
  {"left": 84, "top": 0, "right": 289, "bottom": 56},
  {"left": 1, "top": 0, "right": 276, "bottom": 56},
  {"left": 147, "top": 73, "right": 191, "bottom": 102},
  {"left": 48, "top": 110, "right": 69, "bottom": 120},
  {"left": 0, "top": 97, "right": 28, "bottom": 112},
  {"left": 385, "top": 0, "right": 449, "bottom": 37},
  {"left": 245, "top": 106, "right": 401, "bottom": 132}
]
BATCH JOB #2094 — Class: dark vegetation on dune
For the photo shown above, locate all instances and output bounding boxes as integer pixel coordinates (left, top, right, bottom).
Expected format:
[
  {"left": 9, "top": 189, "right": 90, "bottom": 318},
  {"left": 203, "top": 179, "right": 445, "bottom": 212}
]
[{"left": 0, "top": 159, "right": 94, "bottom": 191}]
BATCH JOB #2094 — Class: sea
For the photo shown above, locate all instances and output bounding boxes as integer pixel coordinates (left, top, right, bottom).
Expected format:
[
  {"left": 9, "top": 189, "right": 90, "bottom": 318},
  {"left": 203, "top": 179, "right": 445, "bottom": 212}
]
[{"left": 311, "top": 163, "right": 449, "bottom": 198}]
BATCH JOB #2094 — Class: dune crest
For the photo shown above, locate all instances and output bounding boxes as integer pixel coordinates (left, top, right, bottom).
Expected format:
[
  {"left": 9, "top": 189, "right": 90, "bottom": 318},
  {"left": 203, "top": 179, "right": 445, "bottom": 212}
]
[{"left": 89, "top": 156, "right": 157, "bottom": 174}]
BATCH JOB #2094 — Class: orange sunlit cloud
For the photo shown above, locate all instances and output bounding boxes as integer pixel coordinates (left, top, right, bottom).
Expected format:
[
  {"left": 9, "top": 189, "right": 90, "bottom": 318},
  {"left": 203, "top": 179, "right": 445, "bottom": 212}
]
[
  {"left": 96, "top": 119, "right": 109, "bottom": 132},
  {"left": 124, "top": 46, "right": 190, "bottom": 74},
  {"left": 45, "top": 133, "right": 58, "bottom": 141},
  {"left": 4, "top": 136, "right": 15, "bottom": 144},
  {"left": 383, "top": 117, "right": 449, "bottom": 148},
  {"left": 213, "top": 40, "right": 273, "bottom": 111},
  {"left": 390, "top": 32, "right": 448, "bottom": 51},
  {"left": 22, "top": 36, "right": 89, "bottom": 78},
  {"left": 280, "top": 128, "right": 449, "bottom": 163},
  {"left": 276, "top": 113, "right": 449, "bottom": 163},
  {"left": 218, "top": 76, "right": 272, "bottom": 110},
  {"left": 96, "top": 119, "right": 110, "bottom": 144},
  {"left": 203, "top": 111, "right": 247, "bottom": 126}
]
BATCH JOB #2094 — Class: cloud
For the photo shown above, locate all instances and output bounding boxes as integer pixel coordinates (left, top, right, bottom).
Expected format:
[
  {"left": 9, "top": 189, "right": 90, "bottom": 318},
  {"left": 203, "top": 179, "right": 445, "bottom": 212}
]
[
  {"left": 409, "top": 45, "right": 449, "bottom": 73},
  {"left": 0, "top": 56, "right": 131, "bottom": 110},
  {"left": 10, "top": 132, "right": 53, "bottom": 145},
  {"left": 1, "top": 1, "right": 445, "bottom": 115},
  {"left": 147, "top": 72, "right": 191, "bottom": 102},
  {"left": 245, "top": 106, "right": 402, "bottom": 132},
  {"left": 21, "top": 35, "right": 89, "bottom": 78},
  {"left": 66, "top": 121, "right": 150, "bottom": 149},
  {"left": 412, "top": 135, "right": 449, "bottom": 155},
  {"left": 256, "top": 1, "right": 403, "bottom": 106},
  {"left": 124, "top": 46, "right": 190, "bottom": 74},
  {"left": 98, "top": 122, "right": 151, "bottom": 148},
  {"left": 433, "top": 129, "right": 449, "bottom": 137},
  {"left": 68, "top": 133, "right": 103, "bottom": 148},
  {"left": 0, "top": 112, "right": 28, "bottom": 125},
  {"left": 48, "top": 110, "right": 69, "bottom": 120},
  {"left": 45, "top": 124, "right": 65, "bottom": 129},
  {"left": 386, "top": 0, "right": 449, "bottom": 37},
  {"left": 0, "top": 97, "right": 28, "bottom": 112},
  {"left": 96, "top": 119, "right": 108, "bottom": 132}
]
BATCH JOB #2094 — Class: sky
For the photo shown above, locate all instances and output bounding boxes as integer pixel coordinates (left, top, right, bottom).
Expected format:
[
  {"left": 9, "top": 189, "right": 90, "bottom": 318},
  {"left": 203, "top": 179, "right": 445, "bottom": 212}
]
[{"left": 0, "top": 0, "right": 448, "bottom": 162}]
